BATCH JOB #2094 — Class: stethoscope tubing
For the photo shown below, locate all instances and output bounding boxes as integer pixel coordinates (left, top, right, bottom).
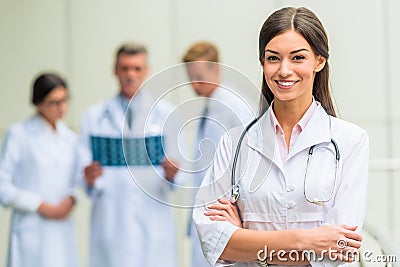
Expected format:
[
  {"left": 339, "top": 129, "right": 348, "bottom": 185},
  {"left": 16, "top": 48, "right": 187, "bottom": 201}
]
[
  {"left": 230, "top": 116, "right": 340, "bottom": 204},
  {"left": 230, "top": 116, "right": 260, "bottom": 203}
]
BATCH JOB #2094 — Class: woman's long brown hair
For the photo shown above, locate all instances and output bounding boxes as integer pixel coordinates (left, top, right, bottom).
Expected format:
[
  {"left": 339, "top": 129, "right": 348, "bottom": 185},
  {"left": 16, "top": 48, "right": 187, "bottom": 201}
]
[{"left": 258, "top": 7, "right": 336, "bottom": 117}]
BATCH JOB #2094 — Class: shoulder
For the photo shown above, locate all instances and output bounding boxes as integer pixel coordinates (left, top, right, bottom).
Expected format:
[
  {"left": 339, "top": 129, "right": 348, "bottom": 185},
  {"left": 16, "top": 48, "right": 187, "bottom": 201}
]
[
  {"left": 330, "top": 116, "right": 369, "bottom": 150},
  {"left": 5, "top": 120, "right": 26, "bottom": 139},
  {"left": 331, "top": 117, "right": 367, "bottom": 137},
  {"left": 214, "top": 87, "right": 251, "bottom": 107},
  {"left": 217, "top": 124, "right": 249, "bottom": 153},
  {"left": 217, "top": 87, "right": 256, "bottom": 115},
  {"left": 157, "top": 99, "right": 175, "bottom": 111},
  {"left": 226, "top": 124, "right": 249, "bottom": 138},
  {"left": 82, "top": 98, "right": 114, "bottom": 121},
  {"left": 135, "top": 90, "right": 175, "bottom": 113},
  {"left": 2, "top": 118, "right": 35, "bottom": 146},
  {"left": 84, "top": 99, "right": 109, "bottom": 115},
  {"left": 149, "top": 97, "right": 178, "bottom": 122}
]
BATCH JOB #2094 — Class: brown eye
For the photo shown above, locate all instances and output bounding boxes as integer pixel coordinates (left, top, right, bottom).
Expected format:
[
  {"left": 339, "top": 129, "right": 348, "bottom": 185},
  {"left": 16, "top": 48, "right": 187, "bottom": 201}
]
[
  {"left": 266, "top": 56, "right": 279, "bottom": 62},
  {"left": 293, "top": 55, "right": 305, "bottom": 61}
]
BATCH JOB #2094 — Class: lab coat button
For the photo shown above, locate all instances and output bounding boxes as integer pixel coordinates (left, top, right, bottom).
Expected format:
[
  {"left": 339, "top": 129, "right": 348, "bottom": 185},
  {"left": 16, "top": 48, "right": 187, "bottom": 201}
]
[
  {"left": 286, "top": 185, "right": 295, "bottom": 192},
  {"left": 287, "top": 201, "right": 296, "bottom": 208}
]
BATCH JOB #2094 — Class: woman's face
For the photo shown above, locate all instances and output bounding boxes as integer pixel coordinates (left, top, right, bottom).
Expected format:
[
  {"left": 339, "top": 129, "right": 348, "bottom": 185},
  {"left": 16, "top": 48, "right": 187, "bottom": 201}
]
[
  {"left": 36, "top": 86, "right": 69, "bottom": 125},
  {"left": 262, "top": 30, "right": 326, "bottom": 105}
]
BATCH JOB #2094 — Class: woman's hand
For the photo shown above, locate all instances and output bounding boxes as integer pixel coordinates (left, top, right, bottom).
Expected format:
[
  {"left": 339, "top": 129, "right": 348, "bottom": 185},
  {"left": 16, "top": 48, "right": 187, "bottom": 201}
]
[
  {"left": 302, "top": 224, "right": 362, "bottom": 262},
  {"left": 204, "top": 198, "right": 243, "bottom": 228},
  {"left": 56, "top": 195, "right": 75, "bottom": 218},
  {"left": 203, "top": 199, "right": 362, "bottom": 263},
  {"left": 37, "top": 196, "right": 75, "bottom": 220}
]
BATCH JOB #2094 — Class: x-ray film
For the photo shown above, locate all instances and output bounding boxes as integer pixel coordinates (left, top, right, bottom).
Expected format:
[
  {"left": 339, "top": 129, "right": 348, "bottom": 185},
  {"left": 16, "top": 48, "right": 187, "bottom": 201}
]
[{"left": 91, "top": 135, "right": 164, "bottom": 166}]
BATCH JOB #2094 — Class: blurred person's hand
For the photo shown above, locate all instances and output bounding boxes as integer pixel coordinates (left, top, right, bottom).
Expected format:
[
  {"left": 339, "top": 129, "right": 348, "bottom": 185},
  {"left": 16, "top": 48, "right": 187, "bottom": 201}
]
[
  {"left": 37, "top": 195, "right": 75, "bottom": 220},
  {"left": 161, "top": 158, "right": 179, "bottom": 182},
  {"left": 84, "top": 161, "right": 103, "bottom": 187}
]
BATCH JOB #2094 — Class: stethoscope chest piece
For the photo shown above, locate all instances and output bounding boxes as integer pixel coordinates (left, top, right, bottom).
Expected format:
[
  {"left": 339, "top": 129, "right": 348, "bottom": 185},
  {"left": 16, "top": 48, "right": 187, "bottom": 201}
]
[{"left": 230, "top": 185, "right": 240, "bottom": 203}]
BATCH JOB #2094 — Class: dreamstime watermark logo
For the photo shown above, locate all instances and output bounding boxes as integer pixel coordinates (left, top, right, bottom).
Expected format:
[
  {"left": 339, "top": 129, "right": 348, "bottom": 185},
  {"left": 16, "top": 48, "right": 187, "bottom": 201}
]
[
  {"left": 122, "top": 62, "right": 266, "bottom": 208},
  {"left": 257, "top": 239, "right": 397, "bottom": 264},
  {"left": 362, "top": 250, "right": 397, "bottom": 264}
]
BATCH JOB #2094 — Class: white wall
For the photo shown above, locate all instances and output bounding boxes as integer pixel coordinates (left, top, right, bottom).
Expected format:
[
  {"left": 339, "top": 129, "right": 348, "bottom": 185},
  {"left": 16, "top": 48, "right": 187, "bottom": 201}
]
[{"left": 1, "top": 0, "right": 399, "bottom": 266}]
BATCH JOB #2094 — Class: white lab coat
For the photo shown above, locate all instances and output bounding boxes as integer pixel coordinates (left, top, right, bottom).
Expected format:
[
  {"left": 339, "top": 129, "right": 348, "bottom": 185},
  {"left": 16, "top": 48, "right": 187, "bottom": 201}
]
[
  {"left": 191, "top": 86, "right": 256, "bottom": 267},
  {"left": 193, "top": 86, "right": 256, "bottom": 187},
  {"left": 0, "top": 115, "right": 79, "bottom": 267},
  {"left": 79, "top": 90, "right": 182, "bottom": 267},
  {"left": 193, "top": 104, "right": 369, "bottom": 267}
]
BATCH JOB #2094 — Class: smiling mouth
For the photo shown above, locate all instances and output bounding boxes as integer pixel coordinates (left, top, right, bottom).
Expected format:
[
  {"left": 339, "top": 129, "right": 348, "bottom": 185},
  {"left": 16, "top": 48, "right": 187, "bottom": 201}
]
[{"left": 276, "top": 80, "right": 297, "bottom": 87}]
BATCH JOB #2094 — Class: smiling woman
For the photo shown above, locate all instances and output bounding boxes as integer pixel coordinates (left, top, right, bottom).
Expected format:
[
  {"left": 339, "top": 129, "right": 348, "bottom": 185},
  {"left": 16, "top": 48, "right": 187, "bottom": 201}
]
[{"left": 193, "top": 6, "right": 369, "bottom": 267}]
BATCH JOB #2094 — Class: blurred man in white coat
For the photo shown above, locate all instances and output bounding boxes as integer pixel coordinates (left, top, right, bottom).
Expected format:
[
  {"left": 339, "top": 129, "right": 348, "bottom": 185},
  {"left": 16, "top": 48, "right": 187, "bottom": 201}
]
[
  {"left": 182, "top": 41, "right": 256, "bottom": 267},
  {"left": 80, "top": 43, "right": 182, "bottom": 267}
]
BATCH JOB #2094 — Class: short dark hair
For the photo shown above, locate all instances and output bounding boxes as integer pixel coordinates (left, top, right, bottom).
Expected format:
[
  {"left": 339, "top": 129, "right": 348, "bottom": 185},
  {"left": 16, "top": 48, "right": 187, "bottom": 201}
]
[
  {"left": 32, "top": 73, "right": 67, "bottom": 105},
  {"left": 115, "top": 42, "right": 148, "bottom": 64}
]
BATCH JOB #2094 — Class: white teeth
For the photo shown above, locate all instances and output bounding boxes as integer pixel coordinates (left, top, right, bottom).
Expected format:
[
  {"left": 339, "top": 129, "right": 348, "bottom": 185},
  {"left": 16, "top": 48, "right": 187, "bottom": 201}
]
[{"left": 278, "top": 81, "right": 295, "bottom": 86}]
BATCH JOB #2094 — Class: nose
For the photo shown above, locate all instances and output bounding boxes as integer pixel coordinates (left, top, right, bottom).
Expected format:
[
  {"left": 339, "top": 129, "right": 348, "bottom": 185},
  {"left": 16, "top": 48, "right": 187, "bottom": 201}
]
[
  {"left": 127, "top": 68, "right": 137, "bottom": 78},
  {"left": 278, "top": 60, "right": 292, "bottom": 77},
  {"left": 57, "top": 101, "right": 68, "bottom": 113}
]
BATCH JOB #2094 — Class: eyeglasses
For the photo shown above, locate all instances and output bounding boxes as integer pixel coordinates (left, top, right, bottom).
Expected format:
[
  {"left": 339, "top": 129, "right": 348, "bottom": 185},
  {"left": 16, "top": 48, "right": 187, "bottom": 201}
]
[{"left": 42, "top": 96, "right": 70, "bottom": 107}]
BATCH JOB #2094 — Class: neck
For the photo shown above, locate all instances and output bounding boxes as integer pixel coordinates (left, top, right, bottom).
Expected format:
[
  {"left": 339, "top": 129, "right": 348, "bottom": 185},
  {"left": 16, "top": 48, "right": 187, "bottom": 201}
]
[
  {"left": 120, "top": 88, "right": 140, "bottom": 99},
  {"left": 273, "top": 98, "right": 312, "bottom": 130},
  {"left": 39, "top": 113, "right": 57, "bottom": 131},
  {"left": 205, "top": 83, "right": 220, "bottom": 97}
]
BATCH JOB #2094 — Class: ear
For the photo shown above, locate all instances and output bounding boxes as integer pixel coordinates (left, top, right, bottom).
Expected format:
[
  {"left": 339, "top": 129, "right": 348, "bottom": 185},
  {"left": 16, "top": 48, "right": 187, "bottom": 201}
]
[
  {"left": 143, "top": 64, "right": 149, "bottom": 77},
  {"left": 314, "top": 55, "right": 326, "bottom": 72},
  {"left": 260, "top": 56, "right": 265, "bottom": 67}
]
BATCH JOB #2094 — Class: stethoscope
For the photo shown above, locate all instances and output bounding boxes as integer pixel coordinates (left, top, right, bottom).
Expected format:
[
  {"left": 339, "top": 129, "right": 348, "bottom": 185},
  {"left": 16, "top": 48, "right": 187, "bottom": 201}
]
[
  {"left": 230, "top": 116, "right": 340, "bottom": 205},
  {"left": 99, "top": 98, "right": 132, "bottom": 132},
  {"left": 99, "top": 106, "right": 122, "bottom": 132}
]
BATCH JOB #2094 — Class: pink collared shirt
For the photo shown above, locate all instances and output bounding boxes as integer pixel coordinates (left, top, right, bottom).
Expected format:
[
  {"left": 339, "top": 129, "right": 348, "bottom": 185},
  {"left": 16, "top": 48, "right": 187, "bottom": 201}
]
[{"left": 270, "top": 99, "right": 318, "bottom": 163}]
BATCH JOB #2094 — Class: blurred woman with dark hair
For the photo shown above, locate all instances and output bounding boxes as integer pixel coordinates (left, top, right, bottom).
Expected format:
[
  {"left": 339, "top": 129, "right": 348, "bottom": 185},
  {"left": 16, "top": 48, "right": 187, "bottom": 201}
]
[{"left": 0, "top": 73, "right": 79, "bottom": 267}]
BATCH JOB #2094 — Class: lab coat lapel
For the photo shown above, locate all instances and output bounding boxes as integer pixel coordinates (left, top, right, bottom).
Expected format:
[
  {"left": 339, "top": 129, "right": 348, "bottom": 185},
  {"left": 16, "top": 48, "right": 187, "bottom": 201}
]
[
  {"left": 245, "top": 108, "right": 281, "bottom": 168},
  {"left": 129, "top": 90, "right": 152, "bottom": 136},
  {"left": 107, "top": 96, "right": 126, "bottom": 133},
  {"left": 288, "top": 105, "right": 331, "bottom": 159}
]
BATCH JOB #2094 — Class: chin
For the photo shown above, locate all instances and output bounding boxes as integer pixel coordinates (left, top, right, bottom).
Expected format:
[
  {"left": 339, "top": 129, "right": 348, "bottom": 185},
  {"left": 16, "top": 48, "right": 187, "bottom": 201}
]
[{"left": 123, "top": 89, "right": 139, "bottom": 98}]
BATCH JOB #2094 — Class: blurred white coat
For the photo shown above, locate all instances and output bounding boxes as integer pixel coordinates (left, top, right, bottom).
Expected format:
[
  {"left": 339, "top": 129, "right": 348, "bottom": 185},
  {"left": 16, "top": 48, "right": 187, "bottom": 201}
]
[
  {"left": 0, "top": 115, "right": 79, "bottom": 267},
  {"left": 79, "top": 90, "right": 184, "bottom": 267}
]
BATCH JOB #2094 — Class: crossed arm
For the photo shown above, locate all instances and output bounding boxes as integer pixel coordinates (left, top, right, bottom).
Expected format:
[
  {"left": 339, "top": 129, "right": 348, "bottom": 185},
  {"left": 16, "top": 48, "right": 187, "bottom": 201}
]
[{"left": 204, "top": 199, "right": 362, "bottom": 265}]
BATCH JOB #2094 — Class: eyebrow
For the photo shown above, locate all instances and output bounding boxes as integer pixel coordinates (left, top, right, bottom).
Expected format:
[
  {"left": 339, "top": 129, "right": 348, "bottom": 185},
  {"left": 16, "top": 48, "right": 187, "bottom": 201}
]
[{"left": 265, "top": 48, "right": 309, "bottom": 54}]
